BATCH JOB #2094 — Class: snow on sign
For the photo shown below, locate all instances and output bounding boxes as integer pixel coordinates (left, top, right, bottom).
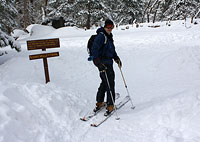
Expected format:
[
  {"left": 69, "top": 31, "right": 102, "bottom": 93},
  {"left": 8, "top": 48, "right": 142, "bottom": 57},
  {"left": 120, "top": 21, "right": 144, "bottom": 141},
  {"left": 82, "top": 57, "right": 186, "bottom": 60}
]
[{"left": 27, "top": 38, "right": 60, "bottom": 84}]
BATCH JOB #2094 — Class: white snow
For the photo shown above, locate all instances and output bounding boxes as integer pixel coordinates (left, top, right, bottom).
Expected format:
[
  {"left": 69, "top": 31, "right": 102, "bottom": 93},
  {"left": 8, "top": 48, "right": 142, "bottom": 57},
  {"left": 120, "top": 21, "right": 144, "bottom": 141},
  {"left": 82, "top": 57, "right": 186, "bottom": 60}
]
[
  {"left": 11, "top": 29, "right": 28, "bottom": 39},
  {"left": 0, "top": 20, "right": 200, "bottom": 142}
]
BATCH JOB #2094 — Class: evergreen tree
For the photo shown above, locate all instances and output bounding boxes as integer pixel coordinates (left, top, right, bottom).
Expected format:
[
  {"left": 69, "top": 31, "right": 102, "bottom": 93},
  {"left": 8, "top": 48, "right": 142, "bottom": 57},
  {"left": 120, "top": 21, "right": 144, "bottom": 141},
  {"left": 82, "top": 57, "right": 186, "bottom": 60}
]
[
  {"left": 0, "top": 0, "right": 21, "bottom": 53},
  {"left": 163, "top": 0, "right": 200, "bottom": 21},
  {"left": 1, "top": 0, "right": 200, "bottom": 31},
  {"left": 0, "top": 29, "right": 21, "bottom": 54},
  {"left": 15, "top": 0, "right": 45, "bottom": 30},
  {"left": 0, "top": 0, "right": 18, "bottom": 34}
]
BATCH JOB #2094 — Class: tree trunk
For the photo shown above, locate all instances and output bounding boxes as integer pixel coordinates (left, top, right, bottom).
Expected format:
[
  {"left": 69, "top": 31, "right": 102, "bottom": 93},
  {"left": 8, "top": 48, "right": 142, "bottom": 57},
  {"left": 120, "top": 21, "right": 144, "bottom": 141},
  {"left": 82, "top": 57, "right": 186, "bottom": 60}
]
[
  {"left": 142, "top": 0, "right": 152, "bottom": 23},
  {"left": 148, "top": 0, "right": 159, "bottom": 23},
  {"left": 147, "top": 13, "right": 150, "bottom": 23},
  {"left": 45, "top": 0, "right": 48, "bottom": 6},
  {"left": 191, "top": 15, "right": 194, "bottom": 23},
  {"left": 87, "top": 14, "right": 91, "bottom": 29},
  {"left": 86, "top": 1, "right": 91, "bottom": 29},
  {"left": 6, "top": 26, "right": 12, "bottom": 34},
  {"left": 24, "top": 0, "right": 28, "bottom": 30},
  {"left": 153, "top": 1, "right": 161, "bottom": 23},
  {"left": 42, "top": 0, "right": 48, "bottom": 20}
]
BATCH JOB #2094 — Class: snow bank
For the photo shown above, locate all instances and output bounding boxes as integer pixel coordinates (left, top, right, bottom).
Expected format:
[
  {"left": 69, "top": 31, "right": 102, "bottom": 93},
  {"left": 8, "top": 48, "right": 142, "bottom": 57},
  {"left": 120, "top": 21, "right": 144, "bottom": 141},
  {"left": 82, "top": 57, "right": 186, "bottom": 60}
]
[
  {"left": 29, "top": 24, "right": 55, "bottom": 38},
  {"left": 11, "top": 29, "right": 28, "bottom": 40}
]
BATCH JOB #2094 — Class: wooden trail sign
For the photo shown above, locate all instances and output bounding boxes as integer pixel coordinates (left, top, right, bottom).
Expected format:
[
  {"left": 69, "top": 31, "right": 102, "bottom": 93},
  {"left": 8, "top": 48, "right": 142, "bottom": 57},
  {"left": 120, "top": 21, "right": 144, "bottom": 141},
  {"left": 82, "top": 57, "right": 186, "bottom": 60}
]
[
  {"left": 29, "top": 52, "right": 59, "bottom": 60},
  {"left": 27, "top": 38, "right": 60, "bottom": 50},
  {"left": 27, "top": 38, "right": 60, "bottom": 84}
]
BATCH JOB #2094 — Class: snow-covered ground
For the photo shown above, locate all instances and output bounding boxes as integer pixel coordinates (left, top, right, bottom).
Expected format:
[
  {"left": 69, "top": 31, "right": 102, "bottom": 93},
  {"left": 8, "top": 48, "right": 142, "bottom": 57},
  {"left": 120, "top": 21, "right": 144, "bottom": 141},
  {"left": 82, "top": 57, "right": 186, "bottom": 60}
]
[{"left": 0, "top": 20, "right": 200, "bottom": 142}]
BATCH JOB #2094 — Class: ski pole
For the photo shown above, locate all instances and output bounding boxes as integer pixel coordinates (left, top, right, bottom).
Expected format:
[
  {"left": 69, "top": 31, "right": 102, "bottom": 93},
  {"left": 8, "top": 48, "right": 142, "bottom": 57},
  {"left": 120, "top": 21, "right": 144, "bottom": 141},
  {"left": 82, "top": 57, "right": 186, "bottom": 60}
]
[
  {"left": 118, "top": 65, "right": 135, "bottom": 109},
  {"left": 104, "top": 70, "right": 120, "bottom": 120}
]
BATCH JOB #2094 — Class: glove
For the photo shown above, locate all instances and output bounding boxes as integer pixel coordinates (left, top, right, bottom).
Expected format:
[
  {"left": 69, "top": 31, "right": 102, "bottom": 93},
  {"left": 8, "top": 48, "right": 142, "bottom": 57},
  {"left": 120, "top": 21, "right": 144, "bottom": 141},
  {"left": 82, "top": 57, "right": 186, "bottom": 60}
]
[
  {"left": 98, "top": 64, "right": 107, "bottom": 72},
  {"left": 93, "top": 58, "right": 107, "bottom": 72},
  {"left": 114, "top": 56, "right": 122, "bottom": 68}
]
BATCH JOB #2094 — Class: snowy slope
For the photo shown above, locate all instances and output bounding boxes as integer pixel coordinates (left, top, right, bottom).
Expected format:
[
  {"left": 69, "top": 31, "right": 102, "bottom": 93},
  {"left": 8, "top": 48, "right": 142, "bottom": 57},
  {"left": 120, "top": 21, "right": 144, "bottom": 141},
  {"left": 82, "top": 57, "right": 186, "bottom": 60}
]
[{"left": 0, "top": 20, "right": 200, "bottom": 142}]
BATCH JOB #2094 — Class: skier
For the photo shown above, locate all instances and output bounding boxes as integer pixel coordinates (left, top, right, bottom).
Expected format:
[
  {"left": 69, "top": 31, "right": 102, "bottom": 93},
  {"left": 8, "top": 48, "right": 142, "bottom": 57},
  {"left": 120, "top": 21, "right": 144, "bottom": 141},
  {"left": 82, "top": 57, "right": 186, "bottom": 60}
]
[{"left": 92, "top": 19, "right": 122, "bottom": 115}]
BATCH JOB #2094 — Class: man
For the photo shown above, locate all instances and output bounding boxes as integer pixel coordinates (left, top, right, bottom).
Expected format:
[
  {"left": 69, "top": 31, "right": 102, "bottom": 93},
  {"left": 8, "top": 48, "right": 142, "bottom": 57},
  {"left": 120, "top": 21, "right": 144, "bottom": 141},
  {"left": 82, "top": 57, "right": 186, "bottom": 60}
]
[{"left": 92, "top": 19, "right": 122, "bottom": 116}]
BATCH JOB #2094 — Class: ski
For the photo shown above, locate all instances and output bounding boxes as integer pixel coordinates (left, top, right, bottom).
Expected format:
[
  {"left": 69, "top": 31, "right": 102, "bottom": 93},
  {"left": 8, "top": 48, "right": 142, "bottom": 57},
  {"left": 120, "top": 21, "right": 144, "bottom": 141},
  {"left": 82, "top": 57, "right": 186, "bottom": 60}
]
[
  {"left": 80, "top": 93, "right": 120, "bottom": 121},
  {"left": 91, "top": 96, "right": 135, "bottom": 127}
]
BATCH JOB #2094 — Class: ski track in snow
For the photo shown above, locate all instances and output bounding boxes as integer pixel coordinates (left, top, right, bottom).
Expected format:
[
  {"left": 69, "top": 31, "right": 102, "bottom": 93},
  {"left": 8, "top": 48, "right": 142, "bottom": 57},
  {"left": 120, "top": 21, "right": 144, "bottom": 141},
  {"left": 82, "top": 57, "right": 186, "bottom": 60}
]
[{"left": 0, "top": 21, "right": 200, "bottom": 142}]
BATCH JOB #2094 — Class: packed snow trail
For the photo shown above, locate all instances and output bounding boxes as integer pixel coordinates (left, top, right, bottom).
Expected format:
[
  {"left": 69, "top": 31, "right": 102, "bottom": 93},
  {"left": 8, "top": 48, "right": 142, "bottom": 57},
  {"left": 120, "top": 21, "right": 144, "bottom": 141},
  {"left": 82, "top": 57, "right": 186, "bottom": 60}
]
[{"left": 0, "top": 20, "right": 200, "bottom": 142}]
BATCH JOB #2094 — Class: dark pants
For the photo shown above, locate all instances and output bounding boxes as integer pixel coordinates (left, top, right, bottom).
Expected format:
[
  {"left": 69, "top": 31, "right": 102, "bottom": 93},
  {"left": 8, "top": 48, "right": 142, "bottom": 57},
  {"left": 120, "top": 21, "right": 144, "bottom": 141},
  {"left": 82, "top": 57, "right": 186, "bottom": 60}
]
[{"left": 96, "top": 64, "right": 115, "bottom": 105}]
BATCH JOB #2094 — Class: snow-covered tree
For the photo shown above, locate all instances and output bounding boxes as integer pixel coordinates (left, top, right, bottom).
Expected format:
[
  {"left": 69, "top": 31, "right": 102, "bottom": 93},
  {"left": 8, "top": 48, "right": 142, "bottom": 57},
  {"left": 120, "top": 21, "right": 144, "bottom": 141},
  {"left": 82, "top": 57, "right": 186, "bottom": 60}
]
[
  {"left": 15, "top": 0, "right": 45, "bottom": 30},
  {"left": 0, "top": 0, "right": 18, "bottom": 34},
  {"left": 163, "top": 0, "right": 200, "bottom": 21},
  {"left": 0, "top": 0, "right": 21, "bottom": 53},
  {"left": 2, "top": 0, "right": 200, "bottom": 31},
  {"left": 0, "top": 29, "right": 21, "bottom": 55},
  {"left": 46, "top": 0, "right": 112, "bottom": 28}
]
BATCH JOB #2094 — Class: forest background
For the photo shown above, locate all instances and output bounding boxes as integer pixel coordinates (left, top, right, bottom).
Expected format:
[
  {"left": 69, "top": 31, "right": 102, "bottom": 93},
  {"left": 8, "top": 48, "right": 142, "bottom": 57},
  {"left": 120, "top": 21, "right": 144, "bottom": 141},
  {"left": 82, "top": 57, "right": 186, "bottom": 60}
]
[{"left": 0, "top": 0, "right": 200, "bottom": 51}]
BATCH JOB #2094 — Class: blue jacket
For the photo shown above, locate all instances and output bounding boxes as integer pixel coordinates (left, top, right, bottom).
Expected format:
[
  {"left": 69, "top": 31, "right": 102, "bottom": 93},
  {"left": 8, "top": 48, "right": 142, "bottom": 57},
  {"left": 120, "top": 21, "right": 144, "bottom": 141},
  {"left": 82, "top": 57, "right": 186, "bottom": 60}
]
[{"left": 92, "top": 27, "right": 118, "bottom": 65}]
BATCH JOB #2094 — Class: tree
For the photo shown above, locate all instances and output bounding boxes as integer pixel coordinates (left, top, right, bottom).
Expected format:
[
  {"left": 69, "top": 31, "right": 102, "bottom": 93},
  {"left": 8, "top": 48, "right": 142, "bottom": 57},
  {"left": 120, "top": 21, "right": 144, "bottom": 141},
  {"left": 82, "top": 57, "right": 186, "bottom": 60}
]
[
  {"left": 146, "top": 0, "right": 160, "bottom": 23},
  {"left": 0, "top": 29, "right": 21, "bottom": 55},
  {"left": 15, "top": 0, "right": 45, "bottom": 30},
  {"left": 0, "top": 0, "right": 21, "bottom": 53},
  {"left": 142, "top": 0, "right": 152, "bottom": 23},
  {"left": 163, "top": 0, "right": 200, "bottom": 21},
  {"left": 2, "top": 0, "right": 200, "bottom": 31},
  {"left": 153, "top": 0, "right": 161, "bottom": 23},
  {"left": 0, "top": 0, "right": 18, "bottom": 34}
]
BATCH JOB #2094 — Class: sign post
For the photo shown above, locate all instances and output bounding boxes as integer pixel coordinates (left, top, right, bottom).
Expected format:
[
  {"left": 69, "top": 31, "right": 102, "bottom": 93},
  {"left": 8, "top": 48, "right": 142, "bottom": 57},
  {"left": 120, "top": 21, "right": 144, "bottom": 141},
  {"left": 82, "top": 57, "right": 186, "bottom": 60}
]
[
  {"left": 27, "top": 38, "right": 60, "bottom": 84},
  {"left": 43, "top": 58, "right": 50, "bottom": 83}
]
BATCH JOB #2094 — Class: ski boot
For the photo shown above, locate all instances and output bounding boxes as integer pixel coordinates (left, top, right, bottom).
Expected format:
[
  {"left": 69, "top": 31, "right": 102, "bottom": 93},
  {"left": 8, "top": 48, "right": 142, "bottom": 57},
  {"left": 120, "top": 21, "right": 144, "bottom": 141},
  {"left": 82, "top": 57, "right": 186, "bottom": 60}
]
[
  {"left": 104, "top": 105, "right": 114, "bottom": 116},
  {"left": 93, "top": 102, "right": 105, "bottom": 112}
]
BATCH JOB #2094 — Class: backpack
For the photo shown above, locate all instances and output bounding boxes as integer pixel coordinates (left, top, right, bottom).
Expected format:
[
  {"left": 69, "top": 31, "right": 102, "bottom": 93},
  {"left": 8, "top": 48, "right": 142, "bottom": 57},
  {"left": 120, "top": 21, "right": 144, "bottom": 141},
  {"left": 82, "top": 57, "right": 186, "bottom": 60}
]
[{"left": 87, "top": 32, "right": 107, "bottom": 61}]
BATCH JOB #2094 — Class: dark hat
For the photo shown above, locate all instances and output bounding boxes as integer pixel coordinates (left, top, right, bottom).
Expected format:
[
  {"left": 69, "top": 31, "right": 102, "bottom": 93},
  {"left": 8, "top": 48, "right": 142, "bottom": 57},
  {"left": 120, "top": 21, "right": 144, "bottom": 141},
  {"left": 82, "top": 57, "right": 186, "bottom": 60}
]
[{"left": 104, "top": 19, "right": 114, "bottom": 27}]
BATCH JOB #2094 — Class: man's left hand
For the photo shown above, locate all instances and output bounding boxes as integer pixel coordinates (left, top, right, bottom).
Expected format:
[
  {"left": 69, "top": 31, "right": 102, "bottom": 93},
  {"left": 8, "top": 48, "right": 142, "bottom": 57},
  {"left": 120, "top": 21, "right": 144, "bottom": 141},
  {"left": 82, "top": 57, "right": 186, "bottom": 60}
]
[{"left": 114, "top": 56, "right": 122, "bottom": 68}]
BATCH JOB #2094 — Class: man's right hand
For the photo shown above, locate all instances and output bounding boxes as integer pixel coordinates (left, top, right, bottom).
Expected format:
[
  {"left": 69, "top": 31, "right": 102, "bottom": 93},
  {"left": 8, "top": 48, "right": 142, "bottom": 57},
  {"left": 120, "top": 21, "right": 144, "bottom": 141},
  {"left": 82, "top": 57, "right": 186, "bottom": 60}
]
[
  {"left": 93, "top": 58, "right": 107, "bottom": 72},
  {"left": 98, "top": 64, "right": 107, "bottom": 72}
]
